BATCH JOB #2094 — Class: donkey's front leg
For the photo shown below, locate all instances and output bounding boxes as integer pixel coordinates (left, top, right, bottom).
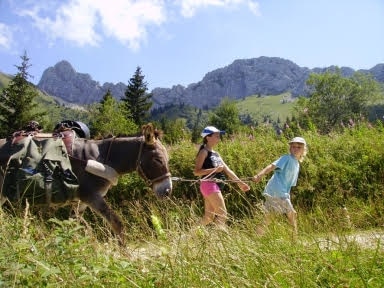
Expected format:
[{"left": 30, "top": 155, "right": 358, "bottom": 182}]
[
  {"left": 0, "top": 171, "right": 7, "bottom": 206},
  {"left": 70, "top": 201, "right": 88, "bottom": 219},
  {"left": 0, "top": 194, "right": 7, "bottom": 206},
  {"left": 85, "top": 194, "right": 125, "bottom": 245}
]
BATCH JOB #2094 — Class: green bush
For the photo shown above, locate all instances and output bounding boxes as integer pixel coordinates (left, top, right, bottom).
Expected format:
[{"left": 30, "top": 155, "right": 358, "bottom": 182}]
[{"left": 106, "top": 122, "right": 384, "bottom": 231}]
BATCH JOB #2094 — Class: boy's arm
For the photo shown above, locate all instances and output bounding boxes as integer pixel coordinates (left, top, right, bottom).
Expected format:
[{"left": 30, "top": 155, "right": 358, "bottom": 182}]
[{"left": 253, "top": 163, "right": 276, "bottom": 183}]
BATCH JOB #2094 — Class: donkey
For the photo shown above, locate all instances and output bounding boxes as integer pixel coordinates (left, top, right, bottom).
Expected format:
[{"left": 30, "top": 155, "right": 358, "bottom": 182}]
[{"left": 0, "top": 123, "right": 172, "bottom": 244}]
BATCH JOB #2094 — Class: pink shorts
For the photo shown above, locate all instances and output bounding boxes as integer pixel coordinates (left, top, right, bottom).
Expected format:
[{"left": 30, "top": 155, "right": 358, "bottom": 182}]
[{"left": 200, "top": 181, "right": 221, "bottom": 197}]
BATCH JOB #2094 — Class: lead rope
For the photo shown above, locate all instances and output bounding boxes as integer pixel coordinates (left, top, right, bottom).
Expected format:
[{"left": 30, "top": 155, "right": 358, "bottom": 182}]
[
  {"left": 171, "top": 174, "right": 255, "bottom": 186},
  {"left": 170, "top": 175, "right": 255, "bottom": 203}
]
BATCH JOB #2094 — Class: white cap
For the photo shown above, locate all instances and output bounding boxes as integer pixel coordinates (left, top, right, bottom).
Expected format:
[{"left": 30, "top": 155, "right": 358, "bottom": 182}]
[
  {"left": 289, "top": 137, "right": 306, "bottom": 145},
  {"left": 201, "top": 126, "right": 225, "bottom": 138}
]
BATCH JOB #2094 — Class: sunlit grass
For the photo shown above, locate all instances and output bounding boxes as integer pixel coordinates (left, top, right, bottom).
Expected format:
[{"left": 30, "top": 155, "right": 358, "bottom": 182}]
[
  {"left": 236, "top": 93, "right": 295, "bottom": 123},
  {"left": 0, "top": 199, "right": 383, "bottom": 287},
  {"left": 0, "top": 72, "right": 11, "bottom": 89},
  {"left": 2, "top": 124, "right": 384, "bottom": 286}
]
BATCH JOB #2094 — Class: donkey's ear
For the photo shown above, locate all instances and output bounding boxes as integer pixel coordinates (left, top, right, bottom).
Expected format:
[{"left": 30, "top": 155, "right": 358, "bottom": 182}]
[
  {"left": 154, "top": 128, "right": 163, "bottom": 139},
  {"left": 142, "top": 123, "right": 155, "bottom": 145}
]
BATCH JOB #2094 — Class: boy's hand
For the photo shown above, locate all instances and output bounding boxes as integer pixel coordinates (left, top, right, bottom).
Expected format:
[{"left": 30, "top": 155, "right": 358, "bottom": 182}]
[{"left": 252, "top": 175, "right": 262, "bottom": 183}]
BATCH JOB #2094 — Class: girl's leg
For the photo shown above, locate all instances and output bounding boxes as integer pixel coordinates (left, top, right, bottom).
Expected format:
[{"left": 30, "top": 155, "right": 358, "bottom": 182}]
[
  {"left": 201, "top": 196, "right": 215, "bottom": 225},
  {"left": 211, "top": 192, "right": 227, "bottom": 227},
  {"left": 202, "top": 192, "right": 227, "bottom": 227}
]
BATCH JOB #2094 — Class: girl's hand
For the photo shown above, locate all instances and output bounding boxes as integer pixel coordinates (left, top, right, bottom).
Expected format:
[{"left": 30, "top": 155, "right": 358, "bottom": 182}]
[
  {"left": 238, "top": 182, "right": 250, "bottom": 192},
  {"left": 215, "top": 165, "right": 224, "bottom": 172}
]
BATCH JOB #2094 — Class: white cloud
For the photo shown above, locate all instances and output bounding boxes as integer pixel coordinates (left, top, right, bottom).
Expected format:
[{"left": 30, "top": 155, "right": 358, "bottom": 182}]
[
  {"left": 12, "top": 0, "right": 260, "bottom": 50},
  {"left": 0, "top": 23, "right": 12, "bottom": 49},
  {"left": 17, "top": 1, "right": 101, "bottom": 46},
  {"left": 178, "top": 0, "right": 261, "bottom": 18},
  {"left": 16, "top": 0, "right": 166, "bottom": 49},
  {"left": 248, "top": 1, "right": 261, "bottom": 16},
  {"left": 93, "top": 0, "right": 166, "bottom": 51}
]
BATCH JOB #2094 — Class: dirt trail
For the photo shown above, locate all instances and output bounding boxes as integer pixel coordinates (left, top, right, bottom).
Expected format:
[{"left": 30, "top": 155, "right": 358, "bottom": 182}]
[
  {"left": 127, "top": 230, "right": 384, "bottom": 261},
  {"left": 309, "top": 230, "right": 384, "bottom": 251}
]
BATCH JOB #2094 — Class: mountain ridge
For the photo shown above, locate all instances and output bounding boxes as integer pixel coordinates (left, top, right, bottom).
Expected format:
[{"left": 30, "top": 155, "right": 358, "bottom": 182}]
[{"left": 8, "top": 57, "right": 384, "bottom": 109}]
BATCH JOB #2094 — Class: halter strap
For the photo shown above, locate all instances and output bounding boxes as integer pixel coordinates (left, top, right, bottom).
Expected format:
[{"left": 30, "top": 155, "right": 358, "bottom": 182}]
[
  {"left": 136, "top": 137, "right": 170, "bottom": 186},
  {"left": 104, "top": 136, "right": 116, "bottom": 164}
]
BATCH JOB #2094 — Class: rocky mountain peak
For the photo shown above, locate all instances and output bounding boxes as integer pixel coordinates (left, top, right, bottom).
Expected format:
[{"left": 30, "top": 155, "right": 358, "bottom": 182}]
[
  {"left": 36, "top": 57, "right": 384, "bottom": 109},
  {"left": 38, "top": 60, "right": 102, "bottom": 104}
]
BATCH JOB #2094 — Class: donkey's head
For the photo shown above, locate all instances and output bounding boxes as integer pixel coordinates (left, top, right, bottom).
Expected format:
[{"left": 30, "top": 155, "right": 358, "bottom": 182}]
[{"left": 136, "top": 123, "right": 172, "bottom": 198}]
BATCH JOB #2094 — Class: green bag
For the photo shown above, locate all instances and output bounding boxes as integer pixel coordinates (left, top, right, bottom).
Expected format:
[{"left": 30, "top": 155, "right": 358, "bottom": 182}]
[{"left": 2, "top": 136, "right": 79, "bottom": 206}]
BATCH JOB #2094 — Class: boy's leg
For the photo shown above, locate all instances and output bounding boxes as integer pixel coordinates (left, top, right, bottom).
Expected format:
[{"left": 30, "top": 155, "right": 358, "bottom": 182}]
[
  {"left": 286, "top": 210, "right": 298, "bottom": 236},
  {"left": 256, "top": 212, "right": 271, "bottom": 235}
]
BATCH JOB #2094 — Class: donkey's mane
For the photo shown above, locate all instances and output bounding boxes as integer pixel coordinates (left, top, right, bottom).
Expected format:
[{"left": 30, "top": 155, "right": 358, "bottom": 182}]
[{"left": 94, "top": 126, "right": 163, "bottom": 140}]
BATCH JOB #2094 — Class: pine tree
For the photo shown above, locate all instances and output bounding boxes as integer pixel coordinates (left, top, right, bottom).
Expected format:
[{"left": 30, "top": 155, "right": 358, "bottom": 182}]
[
  {"left": 209, "top": 98, "right": 241, "bottom": 135},
  {"left": 121, "top": 66, "right": 152, "bottom": 126},
  {"left": 0, "top": 51, "right": 45, "bottom": 138},
  {"left": 90, "top": 89, "right": 137, "bottom": 138},
  {"left": 191, "top": 109, "right": 203, "bottom": 143}
]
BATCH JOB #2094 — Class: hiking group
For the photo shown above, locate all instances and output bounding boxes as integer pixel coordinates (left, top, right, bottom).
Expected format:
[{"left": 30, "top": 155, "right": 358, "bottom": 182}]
[
  {"left": 1, "top": 120, "right": 308, "bottom": 238},
  {"left": 194, "top": 126, "right": 307, "bottom": 236}
]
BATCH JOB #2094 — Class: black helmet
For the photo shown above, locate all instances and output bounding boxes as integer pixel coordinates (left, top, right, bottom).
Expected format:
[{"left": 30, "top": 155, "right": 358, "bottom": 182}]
[
  {"left": 24, "top": 121, "right": 42, "bottom": 132},
  {"left": 54, "top": 120, "right": 90, "bottom": 139}
]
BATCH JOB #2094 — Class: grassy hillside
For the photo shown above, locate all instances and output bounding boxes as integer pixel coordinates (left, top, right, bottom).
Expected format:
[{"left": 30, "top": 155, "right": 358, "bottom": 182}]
[
  {"left": 34, "top": 90, "right": 91, "bottom": 131},
  {"left": 0, "top": 71, "right": 11, "bottom": 89},
  {"left": 236, "top": 92, "right": 296, "bottom": 124},
  {"left": 1, "top": 71, "right": 295, "bottom": 129},
  {"left": 151, "top": 93, "right": 296, "bottom": 129},
  {"left": 0, "top": 72, "right": 91, "bottom": 130}
]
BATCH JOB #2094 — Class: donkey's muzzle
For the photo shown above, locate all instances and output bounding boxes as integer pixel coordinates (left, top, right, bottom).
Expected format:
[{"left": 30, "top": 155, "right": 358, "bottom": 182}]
[{"left": 153, "top": 177, "right": 172, "bottom": 198}]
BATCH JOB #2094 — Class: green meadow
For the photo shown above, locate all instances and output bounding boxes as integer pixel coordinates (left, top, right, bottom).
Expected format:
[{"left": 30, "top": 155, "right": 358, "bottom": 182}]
[{"left": 237, "top": 93, "right": 295, "bottom": 123}]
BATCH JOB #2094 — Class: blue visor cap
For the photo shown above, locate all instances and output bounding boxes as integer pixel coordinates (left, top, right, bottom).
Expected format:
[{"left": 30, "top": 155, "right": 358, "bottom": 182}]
[{"left": 201, "top": 126, "right": 226, "bottom": 137}]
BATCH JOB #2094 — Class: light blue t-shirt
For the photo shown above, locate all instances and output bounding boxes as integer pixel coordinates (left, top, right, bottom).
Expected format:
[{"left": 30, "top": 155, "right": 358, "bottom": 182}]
[{"left": 264, "top": 154, "right": 300, "bottom": 199}]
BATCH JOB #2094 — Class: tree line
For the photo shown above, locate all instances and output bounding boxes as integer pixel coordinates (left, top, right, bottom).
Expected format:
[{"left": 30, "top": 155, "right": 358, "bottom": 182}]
[
  {"left": 1, "top": 51, "right": 383, "bottom": 141},
  {"left": 0, "top": 52, "right": 153, "bottom": 139}
]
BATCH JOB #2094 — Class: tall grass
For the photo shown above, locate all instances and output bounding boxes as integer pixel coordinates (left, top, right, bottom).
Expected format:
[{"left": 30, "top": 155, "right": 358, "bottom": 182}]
[
  {"left": 0, "top": 202, "right": 383, "bottom": 287},
  {"left": 1, "top": 123, "right": 384, "bottom": 286}
]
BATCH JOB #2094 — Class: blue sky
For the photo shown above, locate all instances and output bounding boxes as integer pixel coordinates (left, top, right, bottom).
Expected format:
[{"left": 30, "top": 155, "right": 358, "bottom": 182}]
[{"left": 0, "top": 0, "right": 383, "bottom": 90}]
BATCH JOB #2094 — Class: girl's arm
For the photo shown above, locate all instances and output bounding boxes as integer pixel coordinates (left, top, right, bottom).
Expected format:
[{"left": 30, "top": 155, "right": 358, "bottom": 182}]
[
  {"left": 193, "top": 149, "right": 224, "bottom": 177},
  {"left": 222, "top": 162, "right": 250, "bottom": 192}
]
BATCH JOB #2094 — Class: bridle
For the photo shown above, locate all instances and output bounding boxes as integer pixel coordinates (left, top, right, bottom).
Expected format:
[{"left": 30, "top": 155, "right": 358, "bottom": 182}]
[{"left": 136, "top": 137, "right": 171, "bottom": 187}]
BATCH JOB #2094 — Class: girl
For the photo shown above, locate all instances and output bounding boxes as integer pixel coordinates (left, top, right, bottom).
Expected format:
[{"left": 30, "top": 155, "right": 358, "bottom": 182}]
[{"left": 194, "top": 126, "right": 250, "bottom": 228}]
